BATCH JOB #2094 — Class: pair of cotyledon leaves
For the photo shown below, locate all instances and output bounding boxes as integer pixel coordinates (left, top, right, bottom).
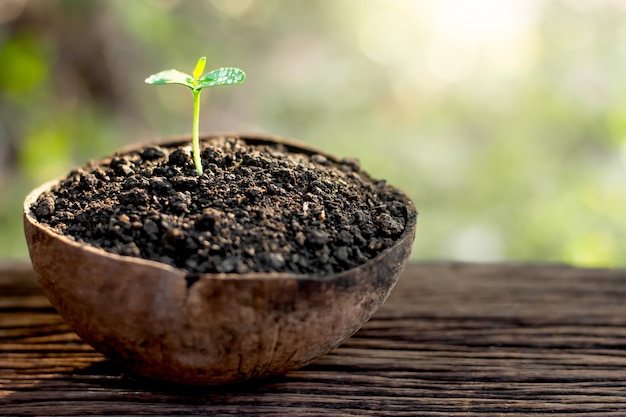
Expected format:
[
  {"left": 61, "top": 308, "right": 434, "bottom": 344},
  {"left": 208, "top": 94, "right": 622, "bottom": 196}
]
[{"left": 145, "top": 57, "right": 245, "bottom": 91}]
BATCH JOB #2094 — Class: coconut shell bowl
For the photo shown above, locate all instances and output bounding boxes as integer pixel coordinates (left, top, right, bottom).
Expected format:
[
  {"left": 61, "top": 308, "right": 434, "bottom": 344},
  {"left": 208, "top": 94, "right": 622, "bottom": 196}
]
[{"left": 23, "top": 134, "right": 417, "bottom": 385}]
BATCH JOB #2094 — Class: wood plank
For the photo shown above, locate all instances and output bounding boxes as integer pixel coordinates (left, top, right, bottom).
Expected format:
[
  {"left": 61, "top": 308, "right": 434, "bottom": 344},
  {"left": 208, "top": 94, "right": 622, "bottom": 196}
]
[{"left": 2, "top": 262, "right": 626, "bottom": 416}]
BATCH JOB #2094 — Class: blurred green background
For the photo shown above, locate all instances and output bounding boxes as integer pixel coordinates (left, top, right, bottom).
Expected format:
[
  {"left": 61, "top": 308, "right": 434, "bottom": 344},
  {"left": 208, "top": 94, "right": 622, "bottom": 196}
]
[{"left": 1, "top": 0, "right": 625, "bottom": 267}]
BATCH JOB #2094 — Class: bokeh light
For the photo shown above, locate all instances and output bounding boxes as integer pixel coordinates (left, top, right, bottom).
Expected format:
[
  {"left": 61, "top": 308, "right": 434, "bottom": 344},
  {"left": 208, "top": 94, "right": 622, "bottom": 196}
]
[{"left": 1, "top": 0, "right": 625, "bottom": 267}]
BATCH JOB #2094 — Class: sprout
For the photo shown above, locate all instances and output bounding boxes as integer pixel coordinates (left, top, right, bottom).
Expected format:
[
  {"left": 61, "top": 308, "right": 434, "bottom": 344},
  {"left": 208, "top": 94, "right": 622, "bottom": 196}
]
[{"left": 145, "top": 57, "right": 246, "bottom": 175}]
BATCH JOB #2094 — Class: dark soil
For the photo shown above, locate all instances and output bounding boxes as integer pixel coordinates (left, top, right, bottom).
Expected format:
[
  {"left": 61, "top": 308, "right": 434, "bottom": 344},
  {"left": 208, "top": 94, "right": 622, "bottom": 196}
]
[{"left": 32, "top": 136, "right": 409, "bottom": 276}]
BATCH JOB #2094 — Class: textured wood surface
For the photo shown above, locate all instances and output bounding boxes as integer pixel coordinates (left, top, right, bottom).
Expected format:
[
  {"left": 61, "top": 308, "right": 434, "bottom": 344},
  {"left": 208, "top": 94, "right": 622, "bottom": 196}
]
[{"left": 2, "top": 262, "right": 626, "bottom": 416}]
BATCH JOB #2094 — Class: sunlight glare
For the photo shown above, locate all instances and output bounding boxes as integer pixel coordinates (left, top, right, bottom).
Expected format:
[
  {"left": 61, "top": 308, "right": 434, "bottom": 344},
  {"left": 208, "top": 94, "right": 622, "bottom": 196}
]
[
  {"left": 419, "top": 0, "right": 541, "bottom": 81},
  {"left": 428, "top": 0, "right": 540, "bottom": 47}
]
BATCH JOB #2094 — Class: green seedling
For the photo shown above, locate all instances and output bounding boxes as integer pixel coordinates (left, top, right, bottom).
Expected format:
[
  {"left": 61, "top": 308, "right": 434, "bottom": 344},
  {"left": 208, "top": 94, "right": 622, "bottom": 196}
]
[{"left": 145, "top": 57, "right": 246, "bottom": 175}]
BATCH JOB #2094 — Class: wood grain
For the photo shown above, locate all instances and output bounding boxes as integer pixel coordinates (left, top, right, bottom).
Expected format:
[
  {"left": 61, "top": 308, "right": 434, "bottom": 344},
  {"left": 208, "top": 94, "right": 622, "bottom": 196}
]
[{"left": 2, "top": 262, "right": 626, "bottom": 416}]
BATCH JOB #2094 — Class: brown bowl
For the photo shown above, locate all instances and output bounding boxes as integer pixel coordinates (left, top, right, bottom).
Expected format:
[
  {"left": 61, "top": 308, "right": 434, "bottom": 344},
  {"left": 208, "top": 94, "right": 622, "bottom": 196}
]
[{"left": 23, "top": 133, "right": 417, "bottom": 385}]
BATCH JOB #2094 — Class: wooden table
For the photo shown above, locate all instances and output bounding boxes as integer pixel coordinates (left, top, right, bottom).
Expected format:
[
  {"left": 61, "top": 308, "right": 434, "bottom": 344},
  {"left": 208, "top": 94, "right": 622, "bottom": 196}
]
[{"left": 2, "top": 262, "right": 626, "bottom": 416}]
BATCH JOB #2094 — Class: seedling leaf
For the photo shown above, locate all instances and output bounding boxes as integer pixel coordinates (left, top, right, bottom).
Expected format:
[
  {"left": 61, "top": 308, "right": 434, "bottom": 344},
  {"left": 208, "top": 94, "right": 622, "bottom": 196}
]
[
  {"left": 145, "top": 69, "right": 194, "bottom": 88},
  {"left": 196, "top": 67, "right": 246, "bottom": 89},
  {"left": 193, "top": 57, "right": 206, "bottom": 81}
]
